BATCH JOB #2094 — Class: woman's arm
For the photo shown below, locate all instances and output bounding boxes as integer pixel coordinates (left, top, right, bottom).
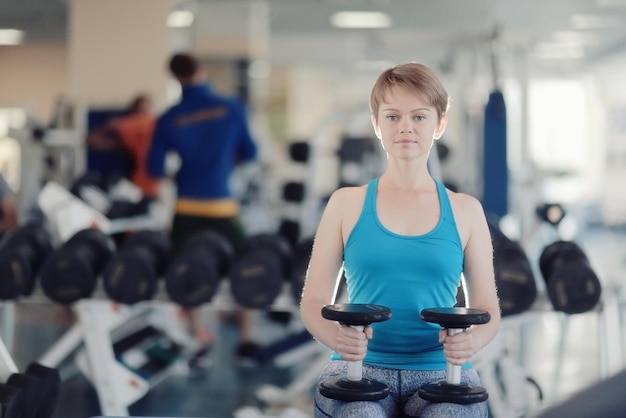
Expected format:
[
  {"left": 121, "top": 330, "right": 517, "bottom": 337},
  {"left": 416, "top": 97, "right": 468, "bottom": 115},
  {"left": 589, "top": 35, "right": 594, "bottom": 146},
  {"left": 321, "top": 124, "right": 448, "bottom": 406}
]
[
  {"left": 300, "top": 188, "right": 372, "bottom": 360},
  {"left": 443, "top": 194, "right": 501, "bottom": 366}
]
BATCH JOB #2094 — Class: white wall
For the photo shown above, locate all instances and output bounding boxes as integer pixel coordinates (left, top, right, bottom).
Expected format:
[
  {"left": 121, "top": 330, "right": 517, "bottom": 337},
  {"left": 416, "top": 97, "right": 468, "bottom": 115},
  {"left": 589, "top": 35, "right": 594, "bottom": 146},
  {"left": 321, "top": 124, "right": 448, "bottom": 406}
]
[
  {"left": 67, "top": 0, "right": 171, "bottom": 112},
  {"left": 0, "top": 42, "right": 68, "bottom": 124}
]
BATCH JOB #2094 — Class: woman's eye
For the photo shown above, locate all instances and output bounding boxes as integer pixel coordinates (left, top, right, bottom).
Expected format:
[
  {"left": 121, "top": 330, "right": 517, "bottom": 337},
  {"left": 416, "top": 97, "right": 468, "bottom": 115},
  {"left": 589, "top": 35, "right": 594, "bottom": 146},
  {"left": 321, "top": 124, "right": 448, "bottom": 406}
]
[{"left": 414, "top": 115, "right": 425, "bottom": 121}]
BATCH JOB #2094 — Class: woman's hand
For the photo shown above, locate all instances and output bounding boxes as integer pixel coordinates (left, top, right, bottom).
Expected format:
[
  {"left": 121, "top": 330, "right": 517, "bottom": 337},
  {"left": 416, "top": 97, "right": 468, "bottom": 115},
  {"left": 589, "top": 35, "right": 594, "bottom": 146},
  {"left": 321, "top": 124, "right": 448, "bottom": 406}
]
[
  {"left": 439, "top": 328, "right": 477, "bottom": 366},
  {"left": 334, "top": 324, "right": 372, "bottom": 361}
]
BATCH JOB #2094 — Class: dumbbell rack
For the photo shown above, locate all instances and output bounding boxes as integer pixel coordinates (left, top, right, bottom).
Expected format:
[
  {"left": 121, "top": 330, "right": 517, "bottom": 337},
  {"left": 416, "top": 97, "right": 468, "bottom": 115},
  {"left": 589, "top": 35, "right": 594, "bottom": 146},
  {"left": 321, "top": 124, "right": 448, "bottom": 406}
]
[
  {"left": 0, "top": 326, "right": 19, "bottom": 383},
  {"left": 34, "top": 298, "right": 199, "bottom": 416},
  {"left": 28, "top": 278, "right": 302, "bottom": 417},
  {"left": 472, "top": 288, "right": 625, "bottom": 418}
]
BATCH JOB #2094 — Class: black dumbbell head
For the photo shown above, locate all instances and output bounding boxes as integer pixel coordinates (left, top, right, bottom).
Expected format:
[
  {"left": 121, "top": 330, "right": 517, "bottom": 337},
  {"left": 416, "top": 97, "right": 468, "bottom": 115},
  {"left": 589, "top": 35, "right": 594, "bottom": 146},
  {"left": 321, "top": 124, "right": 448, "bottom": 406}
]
[
  {"left": 64, "top": 228, "right": 116, "bottom": 272},
  {"left": 536, "top": 203, "right": 566, "bottom": 226},
  {"left": 164, "top": 230, "right": 235, "bottom": 307},
  {"left": 164, "top": 251, "right": 222, "bottom": 307},
  {"left": 322, "top": 303, "right": 392, "bottom": 326},
  {"left": 229, "top": 233, "right": 294, "bottom": 308},
  {"left": 121, "top": 230, "right": 172, "bottom": 274},
  {"left": 19, "top": 222, "right": 54, "bottom": 260},
  {"left": 40, "top": 247, "right": 98, "bottom": 304},
  {"left": 0, "top": 249, "right": 33, "bottom": 300},
  {"left": 25, "top": 362, "right": 61, "bottom": 418},
  {"left": 320, "top": 377, "right": 390, "bottom": 402},
  {"left": 420, "top": 307, "right": 491, "bottom": 329},
  {"left": 6, "top": 373, "right": 39, "bottom": 418},
  {"left": 493, "top": 241, "right": 537, "bottom": 317},
  {"left": 419, "top": 381, "right": 489, "bottom": 404},
  {"left": 0, "top": 382, "right": 25, "bottom": 418},
  {"left": 102, "top": 230, "right": 172, "bottom": 304},
  {"left": 102, "top": 248, "right": 160, "bottom": 304},
  {"left": 278, "top": 218, "right": 301, "bottom": 247},
  {"left": 240, "top": 233, "right": 293, "bottom": 276},
  {"left": 546, "top": 263, "right": 601, "bottom": 314},
  {"left": 539, "top": 240, "right": 587, "bottom": 279},
  {"left": 539, "top": 240, "right": 602, "bottom": 314},
  {"left": 181, "top": 230, "right": 235, "bottom": 277},
  {"left": 0, "top": 222, "right": 53, "bottom": 299},
  {"left": 289, "top": 141, "right": 310, "bottom": 163},
  {"left": 230, "top": 250, "right": 284, "bottom": 309},
  {"left": 282, "top": 182, "right": 306, "bottom": 203},
  {"left": 40, "top": 228, "right": 116, "bottom": 304},
  {"left": 289, "top": 236, "right": 314, "bottom": 303}
]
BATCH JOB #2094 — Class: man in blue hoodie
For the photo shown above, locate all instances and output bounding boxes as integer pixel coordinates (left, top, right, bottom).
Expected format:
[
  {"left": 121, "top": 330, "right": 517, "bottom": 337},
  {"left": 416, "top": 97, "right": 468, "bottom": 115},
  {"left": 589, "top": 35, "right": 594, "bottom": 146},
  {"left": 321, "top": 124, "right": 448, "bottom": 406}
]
[{"left": 148, "top": 52, "right": 259, "bottom": 362}]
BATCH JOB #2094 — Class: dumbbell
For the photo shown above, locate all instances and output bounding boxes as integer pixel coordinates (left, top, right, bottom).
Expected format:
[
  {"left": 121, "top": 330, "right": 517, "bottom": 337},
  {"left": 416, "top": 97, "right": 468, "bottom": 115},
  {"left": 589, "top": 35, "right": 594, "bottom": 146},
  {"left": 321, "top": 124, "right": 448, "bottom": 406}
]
[
  {"left": 418, "top": 307, "right": 491, "bottom": 404},
  {"left": 539, "top": 240, "right": 602, "bottom": 314},
  {"left": 0, "top": 222, "right": 53, "bottom": 300},
  {"left": 282, "top": 182, "right": 306, "bottom": 203},
  {"left": 489, "top": 223, "right": 537, "bottom": 316},
  {"left": 24, "top": 362, "right": 61, "bottom": 418},
  {"left": 288, "top": 237, "right": 347, "bottom": 307},
  {"left": 229, "top": 233, "right": 293, "bottom": 309},
  {"left": 536, "top": 203, "right": 566, "bottom": 226},
  {"left": 39, "top": 228, "right": 116, "bottom": 305},
  {"left": 319, "top": 303, "right": 392, "bottom": 401},
  {"left": 337, "top": 137, "right": 374, "bottom": 163},
  {"left": 102, "top": 230, "right": 173, "bottom": 304},
  {"left": 4, "top": 372, "right": 38, "bottom": 418},
  {"left": 288, "top": 141, "right": 310, "bottom": 163},
  {"left": 278, "top": 218, "right": 301, "bottom": 247},
  {"left": 0, "top": 380, "right": 25, "bottom": 418},
  {"left": 289, "top": 236, "right": 314, "bottom": 304},
  {"left": 164, "top": 230, "right": 234, "bottom": 308},
  {"left": 0, "top": 362, "right": 60, "bottom": 418}
]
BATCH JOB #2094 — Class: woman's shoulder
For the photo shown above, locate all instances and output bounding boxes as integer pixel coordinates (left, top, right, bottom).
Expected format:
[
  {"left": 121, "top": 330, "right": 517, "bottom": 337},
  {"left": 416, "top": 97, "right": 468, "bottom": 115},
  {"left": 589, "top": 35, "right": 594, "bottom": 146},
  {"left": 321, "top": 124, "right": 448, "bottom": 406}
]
[
  {"left": 326, "top": 184, "right": 368, "bottom": 211},
  {"left": 330, "top": 183, "right": 367, "bottom": 200},
  {"left": 445, "top": 187, "right": 486, "bottom": 219}
]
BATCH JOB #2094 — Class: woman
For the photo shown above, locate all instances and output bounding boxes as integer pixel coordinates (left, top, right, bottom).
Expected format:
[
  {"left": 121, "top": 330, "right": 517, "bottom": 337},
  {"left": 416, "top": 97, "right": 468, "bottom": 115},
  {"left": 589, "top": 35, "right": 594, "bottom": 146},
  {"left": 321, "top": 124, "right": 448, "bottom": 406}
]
[{"left": 300, "top": 62, "right": 500, "bottom": 417}]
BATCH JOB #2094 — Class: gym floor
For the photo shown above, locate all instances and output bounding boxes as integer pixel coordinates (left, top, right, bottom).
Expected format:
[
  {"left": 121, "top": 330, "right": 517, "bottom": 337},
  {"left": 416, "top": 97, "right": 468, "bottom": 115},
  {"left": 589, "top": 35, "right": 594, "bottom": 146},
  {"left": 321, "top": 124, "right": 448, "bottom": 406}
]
[{"left": 4, "top": 222, "right": 626, "bottom": 418}]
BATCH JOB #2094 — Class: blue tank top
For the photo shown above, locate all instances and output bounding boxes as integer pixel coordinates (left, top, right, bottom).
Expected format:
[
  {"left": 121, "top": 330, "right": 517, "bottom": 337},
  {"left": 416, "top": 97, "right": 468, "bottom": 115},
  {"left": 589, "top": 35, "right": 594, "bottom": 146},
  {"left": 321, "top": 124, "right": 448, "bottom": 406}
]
[{"left": 334, "top": 177, "right": 465, "bottom": 370}]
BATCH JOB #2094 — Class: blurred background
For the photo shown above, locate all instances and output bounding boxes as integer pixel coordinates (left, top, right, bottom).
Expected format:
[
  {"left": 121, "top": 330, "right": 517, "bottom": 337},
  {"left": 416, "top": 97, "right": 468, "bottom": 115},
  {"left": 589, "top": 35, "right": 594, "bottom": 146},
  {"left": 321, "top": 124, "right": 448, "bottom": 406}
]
[{"left": 1, "top": 1, "right": 626, "bottom": 417}]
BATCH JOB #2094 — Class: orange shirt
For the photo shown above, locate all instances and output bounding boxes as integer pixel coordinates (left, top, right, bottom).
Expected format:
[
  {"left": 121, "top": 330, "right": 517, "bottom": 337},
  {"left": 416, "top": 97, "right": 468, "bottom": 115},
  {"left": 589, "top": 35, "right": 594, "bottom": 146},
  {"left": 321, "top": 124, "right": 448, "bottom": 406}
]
[{"left": 115, "top": 113, "right": 160, "bottom": 198}]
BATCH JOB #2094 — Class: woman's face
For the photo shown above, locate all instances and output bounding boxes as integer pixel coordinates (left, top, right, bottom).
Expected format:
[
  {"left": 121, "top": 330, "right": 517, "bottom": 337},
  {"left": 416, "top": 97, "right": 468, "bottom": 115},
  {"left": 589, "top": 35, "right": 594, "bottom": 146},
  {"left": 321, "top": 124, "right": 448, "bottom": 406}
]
[{"left": 372, "top": 86, "right": 447, "bottom": 160}]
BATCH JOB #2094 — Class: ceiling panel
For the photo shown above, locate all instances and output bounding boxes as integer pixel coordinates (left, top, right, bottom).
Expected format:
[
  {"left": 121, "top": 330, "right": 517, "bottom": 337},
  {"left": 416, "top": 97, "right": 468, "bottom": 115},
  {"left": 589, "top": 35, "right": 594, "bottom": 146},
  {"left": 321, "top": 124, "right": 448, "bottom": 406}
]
[{"left": 2, "top": 0, "right": 626, "bottom": 74}]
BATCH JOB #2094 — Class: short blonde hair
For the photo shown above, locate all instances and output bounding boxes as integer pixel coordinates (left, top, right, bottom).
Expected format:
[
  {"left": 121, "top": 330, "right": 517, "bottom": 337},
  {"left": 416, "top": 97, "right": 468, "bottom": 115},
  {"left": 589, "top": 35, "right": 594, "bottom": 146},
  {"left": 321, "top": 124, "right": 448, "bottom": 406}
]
[{"left": 369, "top": 62, "right": 450, "bottom": 122}]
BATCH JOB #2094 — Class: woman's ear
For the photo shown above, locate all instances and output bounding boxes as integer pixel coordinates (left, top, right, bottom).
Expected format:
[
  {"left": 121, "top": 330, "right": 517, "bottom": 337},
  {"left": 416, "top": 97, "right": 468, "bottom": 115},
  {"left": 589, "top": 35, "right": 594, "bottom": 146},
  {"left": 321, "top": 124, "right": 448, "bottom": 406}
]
[
  {"left": 434, "top": 114, "right": 448, "bottom": 140},
  {"left": 371, "top": 114, "right": 381, "bottom": 139}
]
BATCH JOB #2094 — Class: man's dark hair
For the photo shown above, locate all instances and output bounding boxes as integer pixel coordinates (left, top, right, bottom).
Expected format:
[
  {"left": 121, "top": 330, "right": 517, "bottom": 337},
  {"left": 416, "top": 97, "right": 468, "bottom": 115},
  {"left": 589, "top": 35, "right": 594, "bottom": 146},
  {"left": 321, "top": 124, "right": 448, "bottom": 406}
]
[{"left": 169, "top": 53, "right": 198, "bottom": 79}]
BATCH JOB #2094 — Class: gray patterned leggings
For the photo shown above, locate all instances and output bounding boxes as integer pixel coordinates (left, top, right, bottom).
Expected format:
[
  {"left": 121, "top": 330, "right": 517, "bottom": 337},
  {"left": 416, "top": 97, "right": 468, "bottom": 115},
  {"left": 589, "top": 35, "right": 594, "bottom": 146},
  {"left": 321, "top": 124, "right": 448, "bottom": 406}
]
[{"left": 314, "top": 361, "right": 488, "bottom": 418}]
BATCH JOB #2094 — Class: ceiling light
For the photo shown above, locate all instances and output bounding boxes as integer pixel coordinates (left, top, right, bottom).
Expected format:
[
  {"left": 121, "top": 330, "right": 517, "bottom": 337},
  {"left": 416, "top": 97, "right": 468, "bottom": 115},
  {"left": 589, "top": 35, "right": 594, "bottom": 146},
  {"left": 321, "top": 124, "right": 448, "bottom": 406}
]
[
  {"left": 596, "top": 0, "right": 626, "bottom": 6},
  {"left": 0, "top": 29, "right": 24, "bottom": 46},
  {"left": 552, "top": 31, "right": 600, "bottom": 45},
  {"left": 570, "top": 14, "right": 623, "bottom": 29},
  {"left": 533, "top": 43, "right": 584, "bottom": 59},
  {"left": 331, "top": 11, "right": 392, "bottom": 29},
  {"left": 167, "top": 10, "right": 195, "bottom": 28}
]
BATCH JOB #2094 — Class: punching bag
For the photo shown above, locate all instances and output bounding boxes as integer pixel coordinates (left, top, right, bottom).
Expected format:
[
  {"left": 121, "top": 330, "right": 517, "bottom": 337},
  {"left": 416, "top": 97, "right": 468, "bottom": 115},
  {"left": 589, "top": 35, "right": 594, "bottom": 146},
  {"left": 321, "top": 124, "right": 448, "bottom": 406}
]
[{"left": 482, "top": 90, "right": 508, "bottom": 218}]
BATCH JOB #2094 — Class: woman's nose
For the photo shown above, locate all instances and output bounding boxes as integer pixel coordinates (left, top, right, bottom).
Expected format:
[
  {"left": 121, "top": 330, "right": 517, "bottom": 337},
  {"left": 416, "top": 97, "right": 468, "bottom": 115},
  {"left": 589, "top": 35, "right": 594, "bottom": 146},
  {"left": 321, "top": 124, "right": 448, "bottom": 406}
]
[{"left": 400, "top": 122, "right": 413, "bottom": 133}]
